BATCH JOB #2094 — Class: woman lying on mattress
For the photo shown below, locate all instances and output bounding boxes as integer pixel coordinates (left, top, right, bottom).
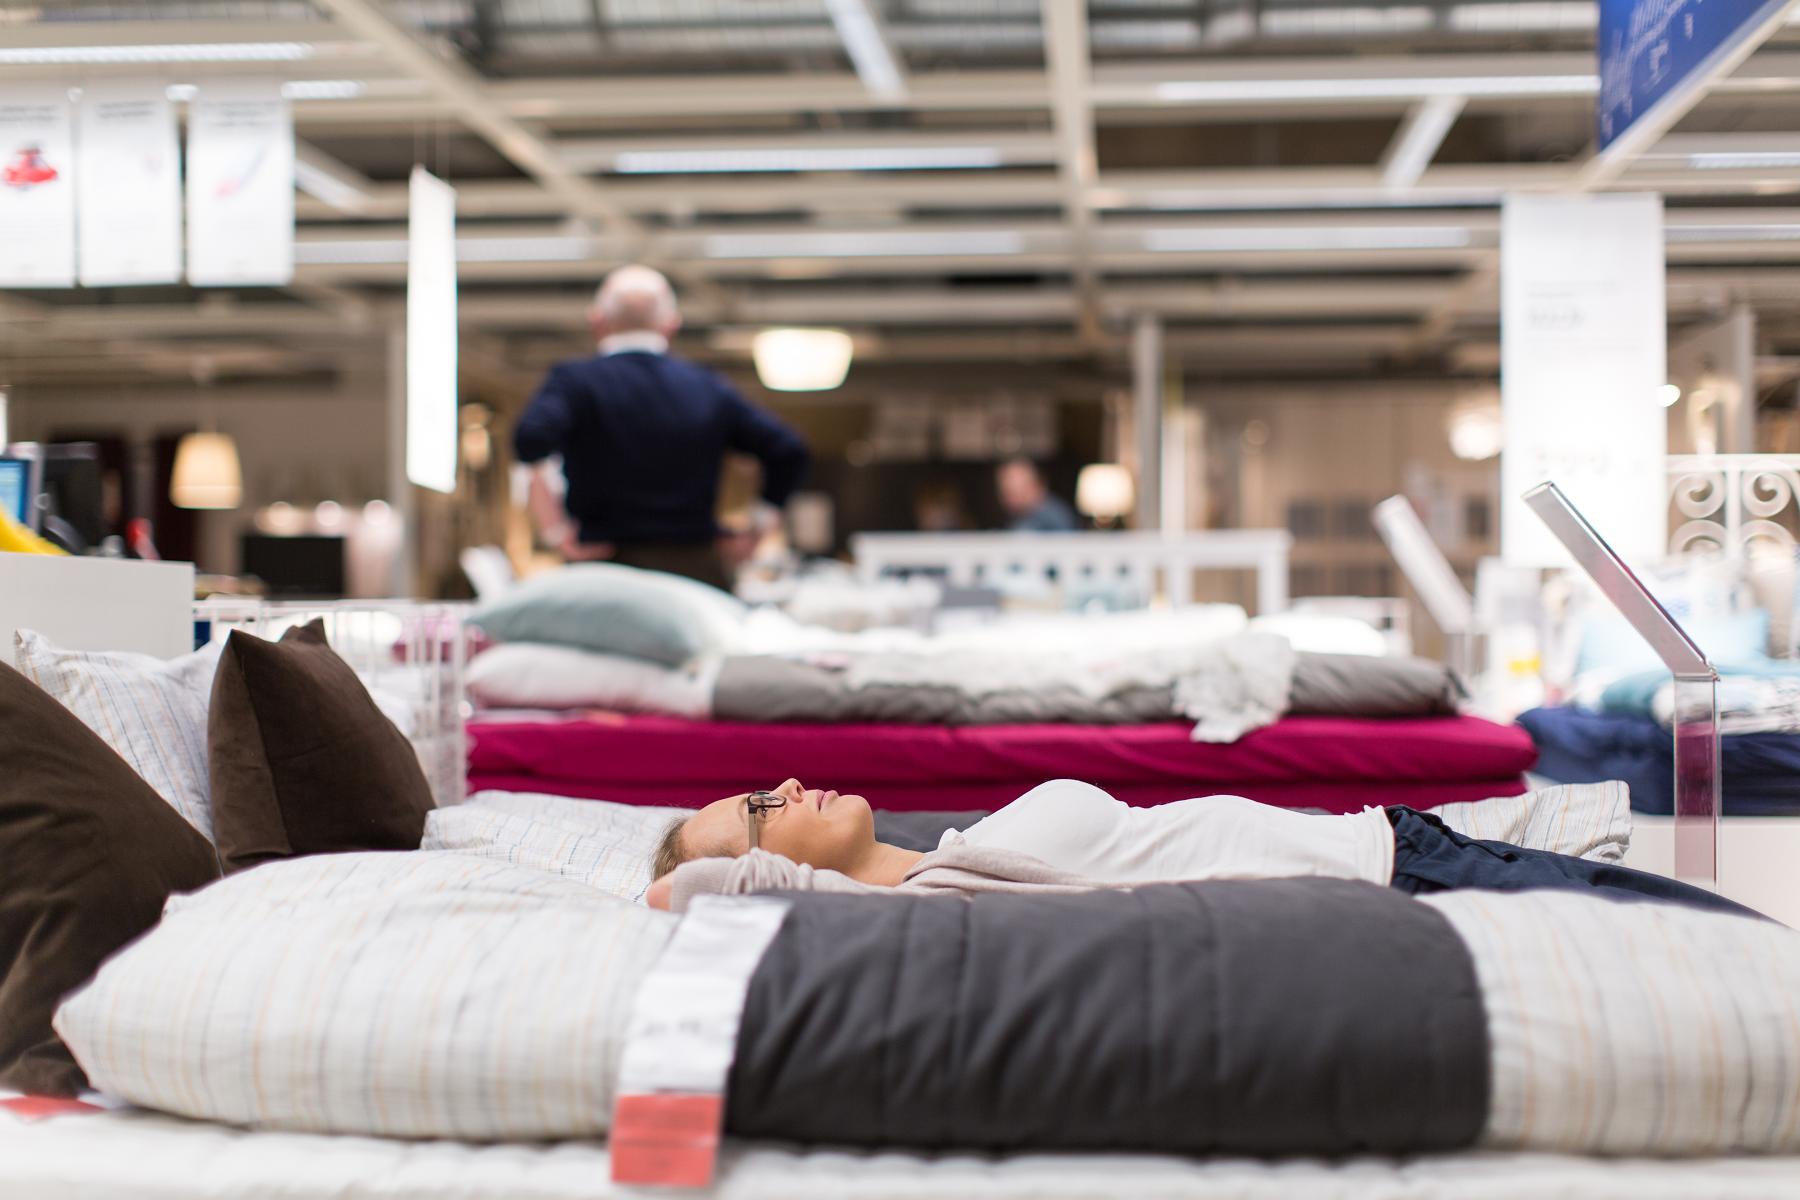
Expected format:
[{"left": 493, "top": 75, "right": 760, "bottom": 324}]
[{"left": 646, "top": 777, "right": 1759, "bottom": 918}]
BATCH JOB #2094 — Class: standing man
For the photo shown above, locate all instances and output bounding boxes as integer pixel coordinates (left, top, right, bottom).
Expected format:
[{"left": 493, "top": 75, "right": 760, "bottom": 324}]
[
  {"left": 513, "top": 265, "right": 809, "bottom": 590},
  {"left": 996, "top": 458, "right": 1079, "bottom": 532}
]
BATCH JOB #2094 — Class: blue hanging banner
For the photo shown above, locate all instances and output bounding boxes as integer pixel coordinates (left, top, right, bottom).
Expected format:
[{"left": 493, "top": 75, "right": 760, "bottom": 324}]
[{"left": 1597, "top": 0, "right": 1795, "bottom": 151}]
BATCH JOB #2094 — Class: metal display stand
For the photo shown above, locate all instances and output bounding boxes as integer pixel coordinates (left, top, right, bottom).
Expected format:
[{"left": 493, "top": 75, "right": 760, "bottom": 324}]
[
  {"left": 1523, "top": 482, "right": 1721, "bottom": 889},
  {"left": 1371, "top": 495, "right": 1478, "bottom": 681}
]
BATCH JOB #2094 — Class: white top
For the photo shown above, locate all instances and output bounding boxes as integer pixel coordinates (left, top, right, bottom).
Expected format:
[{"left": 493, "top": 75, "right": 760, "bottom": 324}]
[
  {"left": 599, "top": 331, "right": 669, "bottom": 356},
  {"left": 940, "top": 780, "right": 1395, "bottom": 886}
]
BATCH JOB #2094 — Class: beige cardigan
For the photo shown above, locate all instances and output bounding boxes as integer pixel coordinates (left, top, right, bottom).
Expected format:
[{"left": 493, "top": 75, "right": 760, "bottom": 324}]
[{"left": 668, "top": 845, "right": 1137, "bottom": 912}]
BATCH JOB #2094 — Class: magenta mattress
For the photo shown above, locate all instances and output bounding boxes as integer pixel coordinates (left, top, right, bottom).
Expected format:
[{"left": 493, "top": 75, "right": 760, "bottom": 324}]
[{"left": 467, "top": 713, "right": 1537, "bottom": 813}]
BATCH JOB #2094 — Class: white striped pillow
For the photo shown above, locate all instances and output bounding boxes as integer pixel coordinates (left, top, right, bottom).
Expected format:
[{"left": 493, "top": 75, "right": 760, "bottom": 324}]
[
  {"left": 1426, "top": 888, "right": 1800, "bottom": 1155},
  {"left": 14, "top": 629, "right": 220, "bottom": 840},
  {"left": 55, "top": 852, "right": 675, "bottom": 1140},
  {"left": 425, "top": 796, "right": 685, "bottom": 902},
  {"left": 1431, "top": 781, "right": 1631, "bottom": 862}
]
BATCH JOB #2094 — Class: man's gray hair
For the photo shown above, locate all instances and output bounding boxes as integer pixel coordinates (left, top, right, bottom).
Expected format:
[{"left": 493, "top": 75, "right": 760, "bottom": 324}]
[{"left": 592, "top": 264, "right": 678, "bottom": 332}]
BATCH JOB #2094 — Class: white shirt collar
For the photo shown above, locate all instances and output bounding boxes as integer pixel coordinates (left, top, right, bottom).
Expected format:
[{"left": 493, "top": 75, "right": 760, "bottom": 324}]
[{"left": 599, "top": 331, "right": 669, "bottom": 356}]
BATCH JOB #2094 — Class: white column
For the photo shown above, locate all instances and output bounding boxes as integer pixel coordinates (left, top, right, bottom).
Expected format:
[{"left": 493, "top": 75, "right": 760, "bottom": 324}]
[
  {"left": 1132, "top": 314, "right": 1162, "bottom": 532},
  {"left": 1671, "top": 305, "right": 1757, "bottom": 455},
  {"left": 386, "top": 324, "right": 416, "bottom": 598}
]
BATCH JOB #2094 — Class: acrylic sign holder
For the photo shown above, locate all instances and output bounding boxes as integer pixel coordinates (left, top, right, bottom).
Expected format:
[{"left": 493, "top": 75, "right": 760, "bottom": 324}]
[{"left": 1523, "top": 482, "right": 1720, "bottom": 889}]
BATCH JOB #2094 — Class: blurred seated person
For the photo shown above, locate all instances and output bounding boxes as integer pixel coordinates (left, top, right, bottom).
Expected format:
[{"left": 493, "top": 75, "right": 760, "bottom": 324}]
[
  {"left": 513, "top": 264, "right": 809, "bottom": 590},
  {"left": 997, "top": 458, "right": 1078, "bottom": 532}
]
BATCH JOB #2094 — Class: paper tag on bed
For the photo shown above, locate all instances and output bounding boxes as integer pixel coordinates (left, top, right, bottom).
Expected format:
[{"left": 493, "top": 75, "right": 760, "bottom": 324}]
[
  {"left": 0, "top": 1095, "right": 106, "bottom": 1122},
  {"left": 612, "top": 896, "right": 789, "bottom": 1189}
]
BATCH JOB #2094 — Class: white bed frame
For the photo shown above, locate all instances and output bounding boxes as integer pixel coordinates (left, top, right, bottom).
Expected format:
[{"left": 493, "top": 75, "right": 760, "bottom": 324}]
[
  {"left": 194, "top": 598, "right": 473, "bottom": 807},
  {"left": 850, "top": 529, "right": 1293, "bottom": 615},
  {"left": 0, "top": 556, "right": 470, "bottom": 809}
]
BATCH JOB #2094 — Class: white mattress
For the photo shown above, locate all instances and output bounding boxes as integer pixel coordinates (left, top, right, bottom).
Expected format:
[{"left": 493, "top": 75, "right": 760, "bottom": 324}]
[{"left": 6, "top": 1103, "right": 1800, "bottom": 1199}]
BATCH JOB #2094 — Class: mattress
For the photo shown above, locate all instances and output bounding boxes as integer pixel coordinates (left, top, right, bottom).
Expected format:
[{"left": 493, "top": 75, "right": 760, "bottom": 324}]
[
  {"left": 1518, "top": 705, "right": 1800, "bottom": 816},
  {"left": 467, "top": 713, "right": 1536, "bottom": 812},
  {"left": 5, "top": 1103, "right": 1799, "bottom": 1200}
]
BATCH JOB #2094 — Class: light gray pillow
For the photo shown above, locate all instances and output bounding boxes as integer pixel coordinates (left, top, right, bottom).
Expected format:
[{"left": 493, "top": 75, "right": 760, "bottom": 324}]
[{"left": 469, "top": 563, "right": 745, "bottom": 667}]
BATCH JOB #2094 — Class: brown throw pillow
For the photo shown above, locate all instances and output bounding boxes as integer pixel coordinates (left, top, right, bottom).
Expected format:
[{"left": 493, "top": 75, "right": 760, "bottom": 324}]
[
  {"left": 209, "top": 619, "right": 434, "bottom": 873},
  {"left": 0, "top": 661, "right": 221, "bottom": 1096}
]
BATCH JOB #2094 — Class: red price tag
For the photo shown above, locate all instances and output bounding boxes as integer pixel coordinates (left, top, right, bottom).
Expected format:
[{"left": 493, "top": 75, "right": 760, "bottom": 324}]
[
  {"left": 0, "top": 1095, "right": 104, "bottom": 1122},
  {"left": 611, "top": 1092, "right": 725, "bottom": 1189}
]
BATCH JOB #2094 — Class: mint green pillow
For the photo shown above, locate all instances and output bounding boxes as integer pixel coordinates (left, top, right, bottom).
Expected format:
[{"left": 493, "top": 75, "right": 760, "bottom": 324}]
[{"left": 470, "top": 564, "right": 746, "bottom": 667}]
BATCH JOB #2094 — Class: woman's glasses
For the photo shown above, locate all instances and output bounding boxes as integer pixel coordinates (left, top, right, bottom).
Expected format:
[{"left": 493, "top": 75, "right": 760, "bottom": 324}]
[{"left": 744, "top": 789, "right": 788, "bottom": 851}]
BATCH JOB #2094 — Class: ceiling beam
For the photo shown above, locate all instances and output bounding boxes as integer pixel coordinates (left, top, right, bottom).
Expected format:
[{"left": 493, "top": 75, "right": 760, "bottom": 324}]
[
  {"left": 552, "top": 129, "right": 1057, "bottom": 173},
  {"left": 306, "top": 0, "right": 644, "bottom": 245},
  {"left": 294, "top": 139, "right": 376, "bottom": 214},
  {"left": 1379, "top": 95, "right": 1465, "bottom": 190},
  {"left": 824, "top": 0, "right": 909, "bottom": 102},
  {"left": 1042, "top": 0, "right": 1103, "bottom": 344}
]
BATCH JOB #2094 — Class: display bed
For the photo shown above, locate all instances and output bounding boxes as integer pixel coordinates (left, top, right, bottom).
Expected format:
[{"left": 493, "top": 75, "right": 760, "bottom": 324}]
[
  {"left": 467, "top": 713, "right": 1536, "bottom": 812},
  {"left": 6, "top": 1103, "right": 1799, "bottom": 1200},
  {"left": 1518, "top": 705, "right": 1800, "bottom": 816}
]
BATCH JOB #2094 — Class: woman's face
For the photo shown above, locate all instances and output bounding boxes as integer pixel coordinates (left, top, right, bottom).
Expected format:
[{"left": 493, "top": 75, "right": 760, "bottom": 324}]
[{"left": 681, "top": 777, "right": 874, "bottom": 872}]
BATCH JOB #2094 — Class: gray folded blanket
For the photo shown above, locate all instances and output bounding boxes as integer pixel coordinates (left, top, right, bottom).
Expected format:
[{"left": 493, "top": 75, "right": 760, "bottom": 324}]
[{"left": 713, "top": 650, "right": 1460, "bottom": 726}]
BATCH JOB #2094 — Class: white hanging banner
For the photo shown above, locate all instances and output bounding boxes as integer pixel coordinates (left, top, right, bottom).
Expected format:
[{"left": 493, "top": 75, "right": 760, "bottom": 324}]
[
  {"left": 0, "top": 86, "right": 76, "bottom": 288},
  {"left": 76, "top": 82, "right": 181, "bottom": 286},
  {"left": 406, "top": 165, "right": 459, "bottom": 494},
  {"left": 1500, "top": 193, "right": 1666, "bottom": 568},
  {"left": 186, "top": 79, "right": 293, "bottom": 286}
]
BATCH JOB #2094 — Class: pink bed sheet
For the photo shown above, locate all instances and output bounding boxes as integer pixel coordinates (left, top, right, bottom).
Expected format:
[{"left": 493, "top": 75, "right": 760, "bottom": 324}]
[{"left": 467, "top": 713, "right": 1537, "bottom": 814}]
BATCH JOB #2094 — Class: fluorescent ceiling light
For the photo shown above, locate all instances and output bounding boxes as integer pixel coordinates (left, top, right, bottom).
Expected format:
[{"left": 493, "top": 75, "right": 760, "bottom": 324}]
[
  {"left": 297, "top": 236, "right": 593, "bottom": 266},
  {"left": 825, "top": 0, "right": 907, "bottom": 100},
  {"left": 1449, "top": 2, "right": 1596, "bottom": 32},
  {"left": 1688, "top": 151, "right": 1800, "bottom": 169},
  {"left": 611, "top": 147, "right": 1006, "bottom": 173},
  {"left": 0, "top": 42, "right": 313, "bottom": 65},
  {"left": 1142, "top": 226, "right": 1474, "bottom": 252},
  {"left": 1262, "top": 6, "right": 1435, "bottom": 35},
  {"left": 704, "top": 230, "right": 1027, "bottom": 258},
  {"left": 1154, "top": 74, "right": 1595, "bottom": 102},
  {"left": 282, "top": 79, "right": 367, "bottom": 101},
  {"left": 1096, "top": 187, "right": 1506, "bottom": 211},
  {"left": 165, "top": 79, "right": 366, "bottom": 103}
]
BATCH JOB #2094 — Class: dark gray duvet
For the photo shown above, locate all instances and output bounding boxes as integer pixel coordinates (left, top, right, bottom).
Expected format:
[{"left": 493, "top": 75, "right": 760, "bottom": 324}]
[
  {"left": 726, "top": 878, "right": 1489, "bottom": 1157},
  {"left": 713, "top": 651, "right": 1462, "bottom": 726}
]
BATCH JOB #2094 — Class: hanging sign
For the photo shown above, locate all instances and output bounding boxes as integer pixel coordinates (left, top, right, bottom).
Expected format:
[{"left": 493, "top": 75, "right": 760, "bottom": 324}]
[
  {"left": 1597, "top": 0, "right": 1795, "bottom": 153},
  {"left": 0, "top": 86, "right": 76, "bottom": 288},
  {"left": 76, "top": 82, "right": 181, "bottom": 286},
  {"left": 406, "top": 165, "right": 459, "bottom": 494},
  {"left": 186, "top": 80, "right": 294, "bottom": 286},
  {"left": 1500, "top": 193, "right": 1667, "bottom": 568}
]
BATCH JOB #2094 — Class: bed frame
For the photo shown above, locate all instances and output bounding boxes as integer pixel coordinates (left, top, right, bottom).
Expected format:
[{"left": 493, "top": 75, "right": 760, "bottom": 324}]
[
  {"left": 1668, "top": 453, "right": 1800, "bottom": 561},
  {"left": 0, "top": 556, "right": 471, "bottom": 807},
  {"left": 849, "top": 529, "right": 1293, "bottom": 615}
]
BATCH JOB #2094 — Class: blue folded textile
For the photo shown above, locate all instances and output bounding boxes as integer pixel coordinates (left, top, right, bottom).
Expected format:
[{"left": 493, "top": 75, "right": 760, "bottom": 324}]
[{"left": 1517, "top": 705, "right": 1800, "bottom": 816}]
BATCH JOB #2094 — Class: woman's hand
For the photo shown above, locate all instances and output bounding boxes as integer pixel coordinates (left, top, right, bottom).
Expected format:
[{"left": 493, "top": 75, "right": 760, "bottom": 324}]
[{"left": 646, "top": 872, "right": 675, "bottom": 911}]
